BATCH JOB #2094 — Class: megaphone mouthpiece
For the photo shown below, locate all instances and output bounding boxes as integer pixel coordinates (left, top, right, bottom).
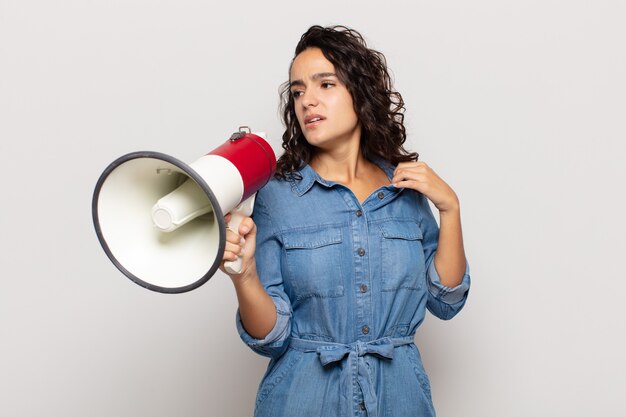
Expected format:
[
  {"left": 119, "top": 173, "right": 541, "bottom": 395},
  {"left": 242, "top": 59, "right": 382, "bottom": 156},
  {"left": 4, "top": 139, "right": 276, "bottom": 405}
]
[{"left": 151, "top": 178, "right": 214, "bottom": 232}]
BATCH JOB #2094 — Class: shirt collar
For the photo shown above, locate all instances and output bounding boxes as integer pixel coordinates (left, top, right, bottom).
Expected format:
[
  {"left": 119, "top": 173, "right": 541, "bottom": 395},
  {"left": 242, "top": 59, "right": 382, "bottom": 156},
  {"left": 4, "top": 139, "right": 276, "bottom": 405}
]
[
  {"left": 291, "top": 164, "right": 330, "bottom": 196},
  {"left": 290, "top": 159, "right": 397, "bottom": 197}
]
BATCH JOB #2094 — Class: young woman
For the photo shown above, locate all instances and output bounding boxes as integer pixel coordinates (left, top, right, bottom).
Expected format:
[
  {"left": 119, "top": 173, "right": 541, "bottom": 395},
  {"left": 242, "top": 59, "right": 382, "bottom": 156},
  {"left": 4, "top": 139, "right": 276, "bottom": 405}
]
[{"left": 220, "top": 25, "right": 471, "bottom": 417}]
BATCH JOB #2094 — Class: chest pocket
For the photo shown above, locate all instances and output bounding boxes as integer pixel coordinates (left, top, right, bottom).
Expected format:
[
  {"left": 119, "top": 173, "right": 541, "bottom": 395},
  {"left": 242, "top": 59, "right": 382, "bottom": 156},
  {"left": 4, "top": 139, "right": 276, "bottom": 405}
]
[
  {"left": 282, "top": 227, "right": 345, "bottom": 300},
  {"left": 379, "top": 220, "right": 426, "bottom": 291}
]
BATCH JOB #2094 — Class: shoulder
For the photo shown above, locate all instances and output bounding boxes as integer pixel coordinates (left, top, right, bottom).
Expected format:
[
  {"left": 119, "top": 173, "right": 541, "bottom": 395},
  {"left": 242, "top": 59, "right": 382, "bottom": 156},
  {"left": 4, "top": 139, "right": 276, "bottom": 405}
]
[
  {"left": 253, "top": 176, "right": 301, "bottom": 226},
  {"left": 256, "top": 176, "right": 297, "bottom": 206},
  {"left": 257, "top": 164, "right": 317, "bottom": 204}
]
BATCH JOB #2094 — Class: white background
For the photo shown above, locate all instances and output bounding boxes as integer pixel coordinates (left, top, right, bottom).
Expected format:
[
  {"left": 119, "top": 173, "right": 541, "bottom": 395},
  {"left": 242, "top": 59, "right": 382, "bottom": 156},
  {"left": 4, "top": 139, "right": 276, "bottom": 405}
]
[{"left": 1, "top": 1, "right": 625, "bottom": 416}]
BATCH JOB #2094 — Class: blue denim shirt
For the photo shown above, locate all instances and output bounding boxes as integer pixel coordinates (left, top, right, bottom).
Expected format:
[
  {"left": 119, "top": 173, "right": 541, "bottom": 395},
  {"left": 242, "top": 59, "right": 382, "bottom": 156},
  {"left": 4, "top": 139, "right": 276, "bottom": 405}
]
[{"left": 236, "top": 162, "right": 471, "bottom": 417}]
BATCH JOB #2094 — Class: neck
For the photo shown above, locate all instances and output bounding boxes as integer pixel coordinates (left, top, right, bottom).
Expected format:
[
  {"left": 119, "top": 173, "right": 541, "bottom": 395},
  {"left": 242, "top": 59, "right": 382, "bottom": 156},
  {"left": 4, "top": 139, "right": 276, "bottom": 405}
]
[
  {"left": 310, "top": 142, "right": 367, "bottom": 184},
  {"left": 309, "top": 145, "right": 391, "bottom": 204}
]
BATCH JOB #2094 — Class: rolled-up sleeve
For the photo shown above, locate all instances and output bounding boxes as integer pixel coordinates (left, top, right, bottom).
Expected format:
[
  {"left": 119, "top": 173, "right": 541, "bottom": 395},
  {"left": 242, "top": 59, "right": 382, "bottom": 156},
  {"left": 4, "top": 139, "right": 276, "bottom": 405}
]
[
  {"left": 416, "top": 192, "right": 471, "bottom": 321},
  {"left": 426, "top": 259, "right": 470, "bottom": 320},
  {"left": 236, "top": 297, "right": 291, "bottom": 358},
  {"left": 235, "top": 192, "right": 292, "bottom": 359}
]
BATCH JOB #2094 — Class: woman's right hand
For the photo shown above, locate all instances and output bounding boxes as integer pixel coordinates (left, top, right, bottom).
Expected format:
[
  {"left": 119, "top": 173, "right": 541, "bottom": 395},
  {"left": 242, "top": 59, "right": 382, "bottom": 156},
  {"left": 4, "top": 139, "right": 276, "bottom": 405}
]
[
  {"left": 220, "top": 213, "right": 258, "bottom": 282},
  {"left": 219, "top": 214, "right": 277, "bottom": 339}
]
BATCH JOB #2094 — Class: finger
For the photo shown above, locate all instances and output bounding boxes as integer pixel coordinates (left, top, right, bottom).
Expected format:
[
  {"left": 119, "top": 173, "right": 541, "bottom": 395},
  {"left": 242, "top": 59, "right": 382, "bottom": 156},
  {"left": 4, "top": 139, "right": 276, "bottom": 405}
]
[
  {"left": 392, "top": 179, "right": 417, "bottom": 189},
  {"left": 391, "top": 170, "right": 413, "bottom": 183},
  {"left": 391, "top": 172, "right": 426, "bottom": 185},
  {"left": 238, "top": 217, "right": 256, "bottom": 236},
  {"left": 222, "top": 251, "right": 239, "bottom": 262},
  {"left": 224, "top": 240, "right": 244, "bottom": 257},
  {"left": 394, "top": 161, "right": 427, "bottom": 173},
  {"left": 393, "top": 163, "right": 416, "bottom": 176},
  {"left": 393, "top": 165, "right": 427, "bottom": 180},
  {"left": 223, "top": 233, "right": 247, "bottom": 262},
  {"left": 393, "top": 176, "right": 431, "bottom": 191},
  {"left": 225, "top": 228, "right": 245, "bottom": 245}
]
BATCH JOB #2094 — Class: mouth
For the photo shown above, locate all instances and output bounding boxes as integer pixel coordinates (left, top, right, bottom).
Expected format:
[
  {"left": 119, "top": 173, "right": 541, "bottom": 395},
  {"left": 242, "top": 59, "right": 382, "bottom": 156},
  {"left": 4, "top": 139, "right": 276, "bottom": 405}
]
[{"left": 304, "top": 114, "right": 325, "bottom": 126}]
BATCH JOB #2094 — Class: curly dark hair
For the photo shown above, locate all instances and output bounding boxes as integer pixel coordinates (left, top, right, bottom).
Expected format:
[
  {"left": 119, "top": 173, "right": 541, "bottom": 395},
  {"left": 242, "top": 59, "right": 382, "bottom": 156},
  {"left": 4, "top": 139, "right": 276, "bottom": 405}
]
[{"left": 276, "top": 25, "right": 418, "bottom": 180}]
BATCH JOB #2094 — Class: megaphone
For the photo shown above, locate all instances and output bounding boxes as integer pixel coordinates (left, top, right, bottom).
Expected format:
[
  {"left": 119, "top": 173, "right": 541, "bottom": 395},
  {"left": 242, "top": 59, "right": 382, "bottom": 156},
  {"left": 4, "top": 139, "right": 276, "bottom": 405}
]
[{"left": 92, "top": 126, "right": 276, "bottom": 293}]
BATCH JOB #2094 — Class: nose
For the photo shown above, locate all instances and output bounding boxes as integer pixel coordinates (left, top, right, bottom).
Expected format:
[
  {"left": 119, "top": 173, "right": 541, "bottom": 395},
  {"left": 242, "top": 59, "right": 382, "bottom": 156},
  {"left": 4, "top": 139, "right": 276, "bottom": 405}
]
[{"left": 301, "top": 89, "right": 318, "bottom": 107}]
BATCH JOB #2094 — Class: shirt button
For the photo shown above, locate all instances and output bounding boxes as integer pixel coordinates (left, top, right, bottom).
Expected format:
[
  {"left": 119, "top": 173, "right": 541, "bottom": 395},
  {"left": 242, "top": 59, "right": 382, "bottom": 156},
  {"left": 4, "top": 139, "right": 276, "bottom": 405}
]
[
  {"left": 360, "top": 284, "right": 368, "bottom": 293},
  {"left": 362, "top": 325, "right": 370, "bottom": 335},
  {"left": 355, "top": 209, "right": 363, "bottom": 217},
  {"left": 377, "top": 191, "right": 385, "bottom": 199},
  {"left": 359, "top": 402, "right": 366, "bottom": 411},
  {"left": 357, "top": 248, "right": 366, "bottom": 256}
]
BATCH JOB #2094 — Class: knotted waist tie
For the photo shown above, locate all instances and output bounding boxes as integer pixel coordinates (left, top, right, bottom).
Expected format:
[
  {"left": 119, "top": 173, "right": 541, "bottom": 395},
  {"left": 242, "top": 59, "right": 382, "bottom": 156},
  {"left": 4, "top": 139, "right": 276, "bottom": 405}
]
[{"left": 289, "top": 336, "right": 415, "bottom": 417}]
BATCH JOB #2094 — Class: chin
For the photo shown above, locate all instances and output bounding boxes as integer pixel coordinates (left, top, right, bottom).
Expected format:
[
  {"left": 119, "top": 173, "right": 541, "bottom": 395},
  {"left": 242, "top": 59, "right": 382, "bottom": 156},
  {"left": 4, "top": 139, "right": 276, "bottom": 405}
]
[{"left": 303, "top": 135, "right": 331, "bottom": 149}]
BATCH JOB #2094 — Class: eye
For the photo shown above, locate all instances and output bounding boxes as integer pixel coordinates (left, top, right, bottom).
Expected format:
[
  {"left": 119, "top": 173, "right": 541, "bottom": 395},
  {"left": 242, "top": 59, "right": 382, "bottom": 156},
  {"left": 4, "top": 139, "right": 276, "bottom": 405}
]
[
  {"left": 321, "top": 81, "right": 335, "bottom": 89},
  {"left": 291, "top": 90, "right": 304, "bottom": 99}
]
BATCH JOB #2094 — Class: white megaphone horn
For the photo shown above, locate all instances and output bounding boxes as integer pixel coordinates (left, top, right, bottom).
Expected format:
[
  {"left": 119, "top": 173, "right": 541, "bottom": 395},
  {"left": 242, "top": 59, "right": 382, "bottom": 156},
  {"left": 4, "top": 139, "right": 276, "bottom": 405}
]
[{"left": 92, "top": 126, "right": 276, "bottom": 293}]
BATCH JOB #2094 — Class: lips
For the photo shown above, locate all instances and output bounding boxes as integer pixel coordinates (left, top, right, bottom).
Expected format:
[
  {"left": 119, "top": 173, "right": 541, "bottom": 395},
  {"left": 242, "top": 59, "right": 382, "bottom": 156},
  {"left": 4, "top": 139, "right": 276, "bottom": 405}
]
[{"left": 304, "top": 114, "right": 325, "bottom": 125}]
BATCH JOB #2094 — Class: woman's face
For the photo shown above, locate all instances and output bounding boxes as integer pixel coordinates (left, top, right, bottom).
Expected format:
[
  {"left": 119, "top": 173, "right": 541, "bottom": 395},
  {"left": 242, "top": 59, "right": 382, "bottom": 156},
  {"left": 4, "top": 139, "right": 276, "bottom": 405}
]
[{"left": 289, "top": 47, "right": 360, "bottom": 150}]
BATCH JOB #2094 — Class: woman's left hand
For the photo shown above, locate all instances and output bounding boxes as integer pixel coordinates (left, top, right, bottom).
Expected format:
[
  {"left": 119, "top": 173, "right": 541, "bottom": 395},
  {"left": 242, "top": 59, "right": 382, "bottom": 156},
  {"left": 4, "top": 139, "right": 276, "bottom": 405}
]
[{"left": 392, "top": 161, "right": 459, "bottom": 213}]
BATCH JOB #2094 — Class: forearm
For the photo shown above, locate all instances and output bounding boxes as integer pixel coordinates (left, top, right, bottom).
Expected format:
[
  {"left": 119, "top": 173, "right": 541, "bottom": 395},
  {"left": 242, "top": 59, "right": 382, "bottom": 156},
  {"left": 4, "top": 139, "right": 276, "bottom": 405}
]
[
  {"left": 433, "top": 205, "right": 467, "bottom": 288},
  {"left": 232, "top": 263, "right": 277, "bottom": 340}
]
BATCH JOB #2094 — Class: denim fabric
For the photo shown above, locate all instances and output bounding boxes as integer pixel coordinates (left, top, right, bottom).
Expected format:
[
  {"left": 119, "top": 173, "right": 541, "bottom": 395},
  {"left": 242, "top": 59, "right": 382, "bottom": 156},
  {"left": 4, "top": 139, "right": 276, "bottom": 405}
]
[{"left": 236, "top": 162, "right": 471, "bottom": 417}]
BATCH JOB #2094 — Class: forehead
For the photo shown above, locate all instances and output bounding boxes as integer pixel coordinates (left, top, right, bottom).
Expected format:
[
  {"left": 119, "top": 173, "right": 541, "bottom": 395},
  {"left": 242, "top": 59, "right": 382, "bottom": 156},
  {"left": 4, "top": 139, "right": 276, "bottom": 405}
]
[{"left": 290, "top": 47, "right": 336, "bottom": 80}]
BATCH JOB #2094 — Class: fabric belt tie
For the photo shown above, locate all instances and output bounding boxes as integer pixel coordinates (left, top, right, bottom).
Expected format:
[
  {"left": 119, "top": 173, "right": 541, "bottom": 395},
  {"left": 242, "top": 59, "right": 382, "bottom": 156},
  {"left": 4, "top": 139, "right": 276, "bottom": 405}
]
[{"left": 290, "top": 336, "right": 414, "bottom": 417}]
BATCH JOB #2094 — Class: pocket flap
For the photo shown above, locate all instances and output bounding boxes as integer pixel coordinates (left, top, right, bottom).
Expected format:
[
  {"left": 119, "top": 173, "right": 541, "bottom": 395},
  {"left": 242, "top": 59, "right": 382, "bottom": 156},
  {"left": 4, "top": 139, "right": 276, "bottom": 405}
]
[
  {"left": 283, "top": 228, "right": 343, "bottom": 249},
  {"left": 379, "top": 221, "right": 423, "bottom": 240}
]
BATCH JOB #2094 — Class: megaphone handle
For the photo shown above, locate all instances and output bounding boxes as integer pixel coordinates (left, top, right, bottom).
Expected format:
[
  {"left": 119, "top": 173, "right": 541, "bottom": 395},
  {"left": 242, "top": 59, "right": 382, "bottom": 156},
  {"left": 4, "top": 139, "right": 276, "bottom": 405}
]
[{"left": 224, "top": 195, "right": 256, "bottom": 275}]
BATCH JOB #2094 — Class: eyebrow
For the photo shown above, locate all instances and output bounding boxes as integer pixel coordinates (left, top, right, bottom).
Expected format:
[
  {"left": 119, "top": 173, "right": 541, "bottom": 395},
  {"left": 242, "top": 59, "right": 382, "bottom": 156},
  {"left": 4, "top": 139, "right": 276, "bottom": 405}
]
[{"left": 289, "top": 72, "right": 338, "bottom": 88}]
